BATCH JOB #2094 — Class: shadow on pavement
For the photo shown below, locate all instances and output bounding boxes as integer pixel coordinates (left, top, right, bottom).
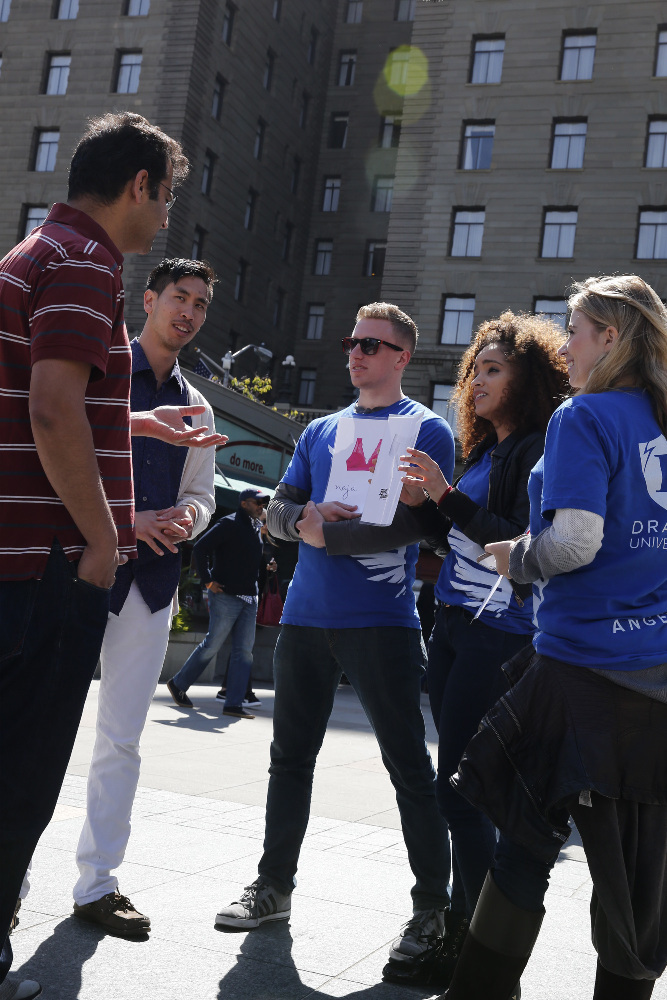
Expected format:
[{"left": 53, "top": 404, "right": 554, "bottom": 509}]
[{"left": 10, "top": 916, "right": 116, "bottom": 999}]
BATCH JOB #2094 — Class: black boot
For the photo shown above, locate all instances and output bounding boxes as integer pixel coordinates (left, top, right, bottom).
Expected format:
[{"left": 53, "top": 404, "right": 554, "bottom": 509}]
[
  {"left": 593, "top": 960, "right": 655, "bottom": 999},
  {"left": 439, "top": 872, "right": 544, "bottom": 1000}
]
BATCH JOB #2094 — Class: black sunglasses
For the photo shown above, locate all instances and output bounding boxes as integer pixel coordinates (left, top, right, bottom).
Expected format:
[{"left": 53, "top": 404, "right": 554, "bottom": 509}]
[{"left": 341, "top": 336, "right": 403, "bottom": 356}]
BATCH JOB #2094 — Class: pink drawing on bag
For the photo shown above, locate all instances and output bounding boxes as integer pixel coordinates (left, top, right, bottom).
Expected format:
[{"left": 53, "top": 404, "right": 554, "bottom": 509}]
[{"left": 346, "top": 437, "right": 382, "bottom": 473}]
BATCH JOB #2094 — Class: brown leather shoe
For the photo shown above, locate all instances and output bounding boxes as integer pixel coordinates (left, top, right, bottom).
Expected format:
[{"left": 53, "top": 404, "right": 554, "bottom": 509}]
[{"left": 73, "top": 890, "right": 150, "bottom": 937}]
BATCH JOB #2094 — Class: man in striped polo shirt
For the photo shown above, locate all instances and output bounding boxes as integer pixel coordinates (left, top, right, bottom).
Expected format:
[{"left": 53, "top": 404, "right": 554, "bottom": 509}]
[{"left": 0, "top": 113, "right": 223, "bottom": 1000}]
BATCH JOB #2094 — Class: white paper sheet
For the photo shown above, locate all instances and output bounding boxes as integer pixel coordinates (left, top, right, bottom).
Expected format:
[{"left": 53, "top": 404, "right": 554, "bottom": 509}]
[{"left": 322, "top": 412, "right": 423, "bottom": 526}]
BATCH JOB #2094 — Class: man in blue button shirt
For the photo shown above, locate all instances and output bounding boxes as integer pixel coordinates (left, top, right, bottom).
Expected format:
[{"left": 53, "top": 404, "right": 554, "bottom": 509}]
[{"left": 72, "top": 259, "right": 220, "bottom": 937}]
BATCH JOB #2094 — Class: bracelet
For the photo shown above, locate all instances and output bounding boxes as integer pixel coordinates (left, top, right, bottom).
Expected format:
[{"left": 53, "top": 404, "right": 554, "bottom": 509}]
[{"left": 437, "top": 485, "right": 454, "bottom": 508}]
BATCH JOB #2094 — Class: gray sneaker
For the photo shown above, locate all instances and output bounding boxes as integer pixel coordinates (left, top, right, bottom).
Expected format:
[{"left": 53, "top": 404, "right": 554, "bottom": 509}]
[
  {"left": 215, "top": 878, "right": 291, "bottom": 929},
  {"left": 389, "top": 907, "right": 446, "bottom": 962}
]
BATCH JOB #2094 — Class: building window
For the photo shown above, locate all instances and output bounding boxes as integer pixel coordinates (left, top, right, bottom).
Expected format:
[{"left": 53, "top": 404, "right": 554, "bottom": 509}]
[
  {"left": 308, "top": 27, "right": 319, "bottom": 65},
  {"left": 297, "top": 369, "right": 317, "bottom": 406},
  {"left": 45, "top": 54, "right": 71, "bottom": 95},
  {"left": 646, "top": 120, "right": 667, "bottom": 168},
  {"left": 56, "top": 0, "right": 79, "bottom": 18},
  {"left": 380, "top": 113, "right": 402, "bottom": 148},
  {"left": 541, "top": 210, "right": 577, "bottom": 258},
  {"left": 201, "top": 151, "right": 215, "bottom": 195},
  {"left": 364, "top": 240, "right": 386, "bottom": 278},
  {"left": 395, "top": 0, "right": 415, "bottom": 21},
  {"left": 345, "top": 0, "right": 363, "bottom": 23},
  {"left": 656, "top": 29, "right": 667, "bottom": 76},
  {"left": 291, "top": 156, "right": 301, "bottom": 194},
  {"left": 451, "top": 210, "right": 485, "bottom": 256},
  {"left": 560, "top": 33, "right": 596, "bottom": 81},
  {"left": 116, "top": 52, "right": 142, "bottom": 93},
  {"left": 244, "top": 189, "right": 257, "bottom": 230},
  {"left": 535, "top": 298, "right": 568, "bottom": 329},
  {"left": 314, "top": 240, "right": 333, "bottom": 275},
  {"left": 254, "top": 119, "right": 265, "bottom": 160},
  {"left": 273, "top": 288, "right": 285, "bottom": 329},
  {"left": 461, "top": 122, "right": 495, "bottom": 170},
  {"left": 126, "top": 0, "right": 149, "bottom": 13},
  {"left": 470, "top": 36, "right": 505, "bottom": 84},
  {"left": 234, "top": 259, "right": 248, "bottom": 302},
  {"left": 222, "top": 2, "right": 235, "bottom": 45},
  {"left": 0, "top": 0, "right": 10, "bottom": 21},
  {"left": 306, "top": 304, "right": 325, "bottom": 340},
  {"left": 387, "top": 49, "right": 411, "bottom": 88},
  {"left": 551, "top": 120, "right": 587, "bottom": 169},
  {"left": 432, "top": 385, "right": 458, "bottom": 437},
  {"left": 191, "top": 226, "right": 205, "bottom": 259},
  {"left": 440, "top": 296, "right": 475, "bottom": 344},
  {"left": 272, "top": 0, "right": 281, "bottom": 20},
  {"left": 211, "top": 74, "right": 225, "bottom": 120},
  {"left": 23, "top": 205, "right": 48, "bottom": 239},
  {"left": 263, "top": 50, "right": 275, "bottom": 91},
  {"left": 33, "top": 130, "right": 59, "bottom": 171},
  {"left": 338, "top": 51, "right": 357, "bottom": 86},
  {"left": 329, "top": 113, "right": 349, "bottom": 148},
  {"left": 322, "top": 177, "right": 341, "bottom": 212},
  {"left": 637, "top": 210, "right": 667, "bottom": 259},
  {"left": 299, "top": 91, "right": 309, "bottom": 129},
  {"left": 282, "top": 222, "right": 293, "bottom": 261},
  {"left": 372, "top": 176, "right": 394, "bottom": 212}
]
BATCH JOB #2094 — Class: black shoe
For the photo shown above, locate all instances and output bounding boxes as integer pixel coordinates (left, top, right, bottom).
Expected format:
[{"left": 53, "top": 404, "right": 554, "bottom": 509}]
[
  {"left": 243, "top": 691, "right": 262, "bottom": 707},
  {"left": 223, "top": 705, "right": 255, "bottom": 719},
  {"left": 215, "top": 687, "right": 226, "bottom": 701},
  {"left": 166, "top": 678, "right": 193, "bottom": 708},
  {"left": 383, "top": 910, "right": 468, "bottom": 992}
]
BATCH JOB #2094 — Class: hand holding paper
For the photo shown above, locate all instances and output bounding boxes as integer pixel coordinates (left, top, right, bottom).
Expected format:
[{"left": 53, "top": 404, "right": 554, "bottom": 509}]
[
  {"left": 484, "top": 540, "right": 514, "bottom": 577},
  {"left": 296, "top": 500, "right": 326, "bottom": 548},
  {"left": 398, "top": 447, "right": 451, "bottom": 504}
]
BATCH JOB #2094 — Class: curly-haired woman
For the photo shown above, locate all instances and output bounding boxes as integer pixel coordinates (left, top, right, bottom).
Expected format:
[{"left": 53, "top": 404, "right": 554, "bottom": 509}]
[
  {"left": 438, "top": 275, "right": 667, "bottom": 1000},
  {"left": 387, "top": 311, "right": 569, "bottom": 990}
]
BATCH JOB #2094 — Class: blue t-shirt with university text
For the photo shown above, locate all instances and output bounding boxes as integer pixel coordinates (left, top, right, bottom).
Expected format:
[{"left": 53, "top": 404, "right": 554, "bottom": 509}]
[
  {"left": 281, "top": 399, "right": 455, "bottom": 629},
  {"left": 436, "top": 449, "right": 534, "bottom": 634},
  {"left": 530, "top": 390, "right": 667, "bottom": 670}
]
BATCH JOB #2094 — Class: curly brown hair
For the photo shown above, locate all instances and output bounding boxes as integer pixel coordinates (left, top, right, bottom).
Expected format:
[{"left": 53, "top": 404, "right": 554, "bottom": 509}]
[{"left": 453, "top": 310, "right": 570, "bottom": 457}]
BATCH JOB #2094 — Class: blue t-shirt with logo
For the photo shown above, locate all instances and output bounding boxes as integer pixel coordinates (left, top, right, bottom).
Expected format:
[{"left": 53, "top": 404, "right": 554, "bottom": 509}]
[
  {"left": 436, "top": 449, "right": 534, "bottom": 635},
  {"left": 281, "top": 398, "right": 455, "bottom": 629},
  {"left": 530, "top": 390, "right": 667, "bottom": 670}
]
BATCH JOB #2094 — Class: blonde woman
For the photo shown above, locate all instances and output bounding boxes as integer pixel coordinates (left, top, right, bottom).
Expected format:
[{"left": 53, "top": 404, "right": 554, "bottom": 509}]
[{"left": 440, "top": 276, "right": 667, "bottom": 1000}]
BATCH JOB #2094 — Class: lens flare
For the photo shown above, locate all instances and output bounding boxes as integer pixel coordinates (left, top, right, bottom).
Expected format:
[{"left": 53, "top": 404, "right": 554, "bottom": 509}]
[{"left": 382, "top": 46, "right": 428, "bottom": 98}]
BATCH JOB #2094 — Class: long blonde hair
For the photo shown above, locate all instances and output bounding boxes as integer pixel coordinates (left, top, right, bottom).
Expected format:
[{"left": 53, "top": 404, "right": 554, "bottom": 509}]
[{"left": 568, "top": 274, "right": 667, "bottom": 435}]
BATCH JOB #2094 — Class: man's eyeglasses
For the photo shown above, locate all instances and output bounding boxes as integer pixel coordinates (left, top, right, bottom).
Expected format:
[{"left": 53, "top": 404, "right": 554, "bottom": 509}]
[
  {"left": 341, "top": 336, "right": 403, "bottom": 356},
  {"left": 159, "top": 182, "right": 176, "bottom": 211}
]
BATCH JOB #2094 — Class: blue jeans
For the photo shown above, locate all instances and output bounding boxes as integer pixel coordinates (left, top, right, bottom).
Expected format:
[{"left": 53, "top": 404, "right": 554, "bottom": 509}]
[
  {"left": 172, "top": 591, "right": 256, "bottom": 709},
  {"left": 258, "top": 624, "right": 451, "bottom": 910},
  {"left": 428, "top": 604, "right": 531, "bottom": 916},
  {"left": 0, "top": 542, "right": 110, "bottom": 983}
]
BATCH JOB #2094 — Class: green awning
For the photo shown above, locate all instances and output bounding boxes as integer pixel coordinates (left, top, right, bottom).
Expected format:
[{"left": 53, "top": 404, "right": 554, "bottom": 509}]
[{"left": 214, "top": 472, "right": 275, "bottom": 508}]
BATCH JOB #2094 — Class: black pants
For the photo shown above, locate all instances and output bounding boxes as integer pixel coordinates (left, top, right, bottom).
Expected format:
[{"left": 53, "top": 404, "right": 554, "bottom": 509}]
[{"left": 0, "top": 543, "right": 110, "bottom": 982}]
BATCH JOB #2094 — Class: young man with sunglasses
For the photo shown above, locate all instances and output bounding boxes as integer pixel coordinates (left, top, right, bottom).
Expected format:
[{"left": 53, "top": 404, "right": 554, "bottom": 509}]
[
  {"left": 167, "top": 487, "right": 271, "bottom": 719},
  {"left": 216, "top": 303, "right": 456, "bottom": 977}
]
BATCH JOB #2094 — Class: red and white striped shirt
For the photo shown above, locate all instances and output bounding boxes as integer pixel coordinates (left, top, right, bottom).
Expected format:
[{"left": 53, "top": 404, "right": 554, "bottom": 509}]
[{"left": 0, "top": 203, "right": 136, "bottom": 580}]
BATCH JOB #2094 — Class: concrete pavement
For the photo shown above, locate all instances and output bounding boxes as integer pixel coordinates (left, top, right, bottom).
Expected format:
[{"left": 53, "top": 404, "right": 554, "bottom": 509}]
[{"left": 9, "top": 681, "right": 666, "bottom": 1000}]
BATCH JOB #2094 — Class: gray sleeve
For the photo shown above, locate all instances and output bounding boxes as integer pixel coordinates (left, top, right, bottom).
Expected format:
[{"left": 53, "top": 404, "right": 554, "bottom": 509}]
[
  {"left": 508, "top": 508, "right": 604, "bottom": 584},
  {"left": 266, "top": 482, "right": 309, "bottom": 542},
  {"left": 322, "top": 501, "right": 426, "bottom": 556}
]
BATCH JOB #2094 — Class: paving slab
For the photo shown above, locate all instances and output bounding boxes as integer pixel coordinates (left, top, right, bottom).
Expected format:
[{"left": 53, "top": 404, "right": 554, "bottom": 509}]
[{"left": 7, "top": 681, "right": 667, "bottom": 1000}]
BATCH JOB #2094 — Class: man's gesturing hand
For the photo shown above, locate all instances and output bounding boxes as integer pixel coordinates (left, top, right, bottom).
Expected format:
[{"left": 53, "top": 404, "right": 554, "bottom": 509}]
[
  {"left": 135, "top": 509, "right": 188, "bottom": 555},
  {"left": 131, "top": 405, "right": 228, "bottom": 448}
]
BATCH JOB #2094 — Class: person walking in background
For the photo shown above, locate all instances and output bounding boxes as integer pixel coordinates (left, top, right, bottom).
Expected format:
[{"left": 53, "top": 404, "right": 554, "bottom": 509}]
[
  {"left": 215, "top": 302, "right": 456, "bottom": 979},
  {"left": 441, "top": 275, "right": 667, "bottom": 1000},
  {"left": 391, "top": 312, "right": 569, "bottom": 992},
  {"left": 167, "top": 488, "right": 272, "bottom": 719},
  {"left": 0, "top": 111, "right": 217, "bottom": 1000},
  {"left": 72, "top": 258, "right": 222, "bottom": 937}
]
